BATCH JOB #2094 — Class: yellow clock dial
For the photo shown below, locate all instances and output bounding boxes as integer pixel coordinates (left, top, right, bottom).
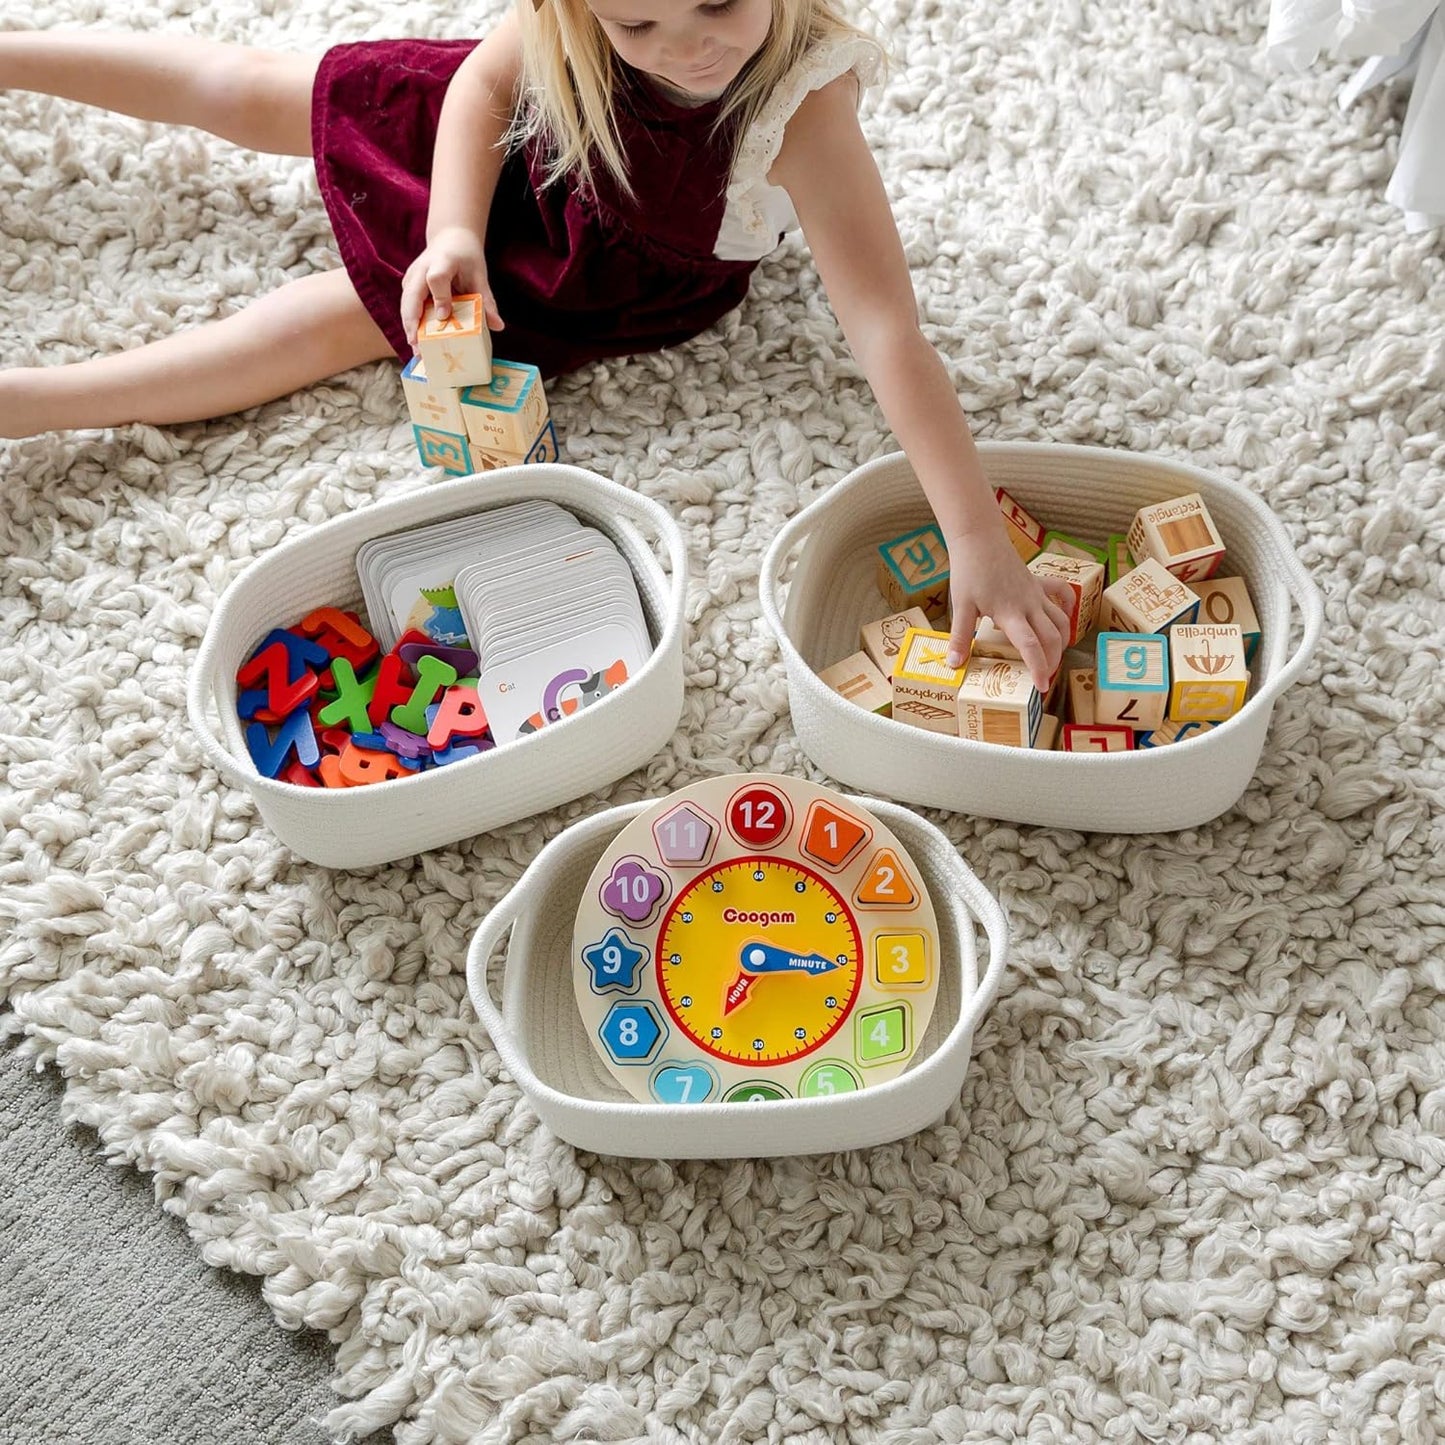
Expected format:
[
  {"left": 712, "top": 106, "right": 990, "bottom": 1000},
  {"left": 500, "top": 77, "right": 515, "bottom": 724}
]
[
  {"left": 573, "top": 773, "right": 942, "bottom": 1107},
  {"left": 656, "top": 858, "right": 861, "bottom": 1066}
]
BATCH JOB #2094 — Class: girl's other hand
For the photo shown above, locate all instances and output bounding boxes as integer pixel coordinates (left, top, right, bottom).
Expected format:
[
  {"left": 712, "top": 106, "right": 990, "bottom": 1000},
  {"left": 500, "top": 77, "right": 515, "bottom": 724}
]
[
  {"left": 943, "top": 530, "right": 1073, "bottom": 694},
  {"left": 400, "top": 226, "right": 504, "bottom": 349}
]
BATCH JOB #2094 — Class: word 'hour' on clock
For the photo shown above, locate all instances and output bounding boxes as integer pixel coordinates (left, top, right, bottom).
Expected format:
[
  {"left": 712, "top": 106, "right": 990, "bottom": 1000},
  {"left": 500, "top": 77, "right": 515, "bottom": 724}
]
[{"left": 572, "top": 775, "right": 942, "bottom": 1105}]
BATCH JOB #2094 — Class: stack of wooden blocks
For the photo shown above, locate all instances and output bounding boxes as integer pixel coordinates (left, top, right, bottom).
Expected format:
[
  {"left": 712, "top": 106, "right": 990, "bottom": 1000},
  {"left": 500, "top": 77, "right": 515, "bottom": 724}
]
[
  {"left": 401, "top": 293, "right": 560, "bottom": 476},
  {"left": 818, "top": 488, "right": 1261, "bottom": 754}
]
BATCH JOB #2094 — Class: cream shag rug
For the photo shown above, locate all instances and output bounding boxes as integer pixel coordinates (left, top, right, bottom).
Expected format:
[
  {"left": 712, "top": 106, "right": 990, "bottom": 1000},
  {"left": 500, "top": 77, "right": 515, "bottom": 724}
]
[{"left": 3, "top": 0, "right": 1444, "bottom": 1440}]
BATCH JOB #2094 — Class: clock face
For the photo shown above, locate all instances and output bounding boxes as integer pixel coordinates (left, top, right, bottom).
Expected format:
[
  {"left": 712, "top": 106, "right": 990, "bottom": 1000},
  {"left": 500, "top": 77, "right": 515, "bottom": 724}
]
[
  {"left": 656, "top": 858, "right": 861, "bottom": 1067},
  {"left": 573, "top": 775, "right": 941, "bottom": 1107}
]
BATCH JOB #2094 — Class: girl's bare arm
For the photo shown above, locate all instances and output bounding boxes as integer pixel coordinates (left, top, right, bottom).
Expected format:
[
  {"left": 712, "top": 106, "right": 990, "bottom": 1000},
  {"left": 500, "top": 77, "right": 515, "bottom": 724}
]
[
  {"left": 401, "top": 11, "right": 525, "bottom": 343},
  {"left": 773, "top": 76, "right": 1071, "bottom": 686}
]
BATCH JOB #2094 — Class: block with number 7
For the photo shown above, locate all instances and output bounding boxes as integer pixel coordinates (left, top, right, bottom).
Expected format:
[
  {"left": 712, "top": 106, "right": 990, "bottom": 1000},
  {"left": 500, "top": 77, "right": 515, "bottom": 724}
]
[{"left": 1095, "top": 632, "right": 1169, "bottom": 730}]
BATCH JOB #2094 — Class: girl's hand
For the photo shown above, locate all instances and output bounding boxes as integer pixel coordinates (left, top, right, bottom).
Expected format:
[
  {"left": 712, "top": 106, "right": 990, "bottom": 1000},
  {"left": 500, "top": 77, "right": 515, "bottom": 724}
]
[
  {"left": 943, "top": 530, "right": 1074, "bottom": 693},
  {"left": 400, "top": 226, "right": 504, "bottom": 350}
]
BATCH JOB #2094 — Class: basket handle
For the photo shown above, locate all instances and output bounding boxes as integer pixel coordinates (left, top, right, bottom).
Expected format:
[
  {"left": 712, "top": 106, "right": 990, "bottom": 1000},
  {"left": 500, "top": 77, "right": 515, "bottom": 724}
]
[
  {"left": 464, "top": 865, "right": 549, "bottom": 1049},
  {"left": 608, "top": 501, "right": 688, "bottom": 644},
  {"left": 463, "top": 802, "right": 651, "bottom": 1049},
  {"left": 1251, "top": 538, "right": 1324, "bottom": 706},
  {"left": 942, "top": 856, "right": 1012, "bottom": 1044}
]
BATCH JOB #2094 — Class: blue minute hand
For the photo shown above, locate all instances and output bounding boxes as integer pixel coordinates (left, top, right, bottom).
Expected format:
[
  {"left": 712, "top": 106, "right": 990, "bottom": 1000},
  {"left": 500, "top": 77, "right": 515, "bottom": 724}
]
[
  {"left": 723, "top": 941, "right": 843, "bottom": 1017},
  {"left": 740, "top": 942, "right": 842, "bottom": 977}
]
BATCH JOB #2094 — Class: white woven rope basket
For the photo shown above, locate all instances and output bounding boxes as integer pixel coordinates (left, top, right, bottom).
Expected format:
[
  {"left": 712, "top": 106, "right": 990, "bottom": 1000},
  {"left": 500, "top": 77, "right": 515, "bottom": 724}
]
[
  {"left": 187, "top": 465, "right": 688, "bottom": 868},
  {"left": 759, "top": 443, "right": 1324, "bottom": 833},
  {"left": 464, "top": 796, "right": 1009, "bottom": 1159}
]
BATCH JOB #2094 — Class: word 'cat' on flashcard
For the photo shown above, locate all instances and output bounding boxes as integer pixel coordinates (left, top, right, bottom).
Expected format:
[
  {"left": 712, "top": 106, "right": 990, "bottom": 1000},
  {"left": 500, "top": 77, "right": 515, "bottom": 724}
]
[{"left": 355, "top": 501, "right": 651, "bottom": 746}]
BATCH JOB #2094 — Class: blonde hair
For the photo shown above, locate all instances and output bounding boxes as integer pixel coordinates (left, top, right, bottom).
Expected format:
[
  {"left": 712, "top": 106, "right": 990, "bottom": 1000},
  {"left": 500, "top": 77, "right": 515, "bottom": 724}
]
[{"left": 511, "top": 0, "right": 882, "bottom": 197}]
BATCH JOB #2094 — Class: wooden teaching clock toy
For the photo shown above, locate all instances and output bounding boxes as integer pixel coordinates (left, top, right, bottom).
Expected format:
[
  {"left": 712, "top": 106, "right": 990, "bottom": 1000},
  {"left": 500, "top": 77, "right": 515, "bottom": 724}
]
[{"left": 572, "top": 775, "right": 941, "bottom": 1105}]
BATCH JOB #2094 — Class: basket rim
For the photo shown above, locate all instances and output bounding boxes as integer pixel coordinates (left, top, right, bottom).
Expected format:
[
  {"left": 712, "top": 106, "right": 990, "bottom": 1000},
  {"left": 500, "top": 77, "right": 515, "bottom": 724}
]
[
  {"left": 186, "top": 464, "right": 689, "bottom": 804},
  {"left": 465, "top": 792, "right": 1010, "bottom": 1131},
  {"left": 759, "top": 442, "right": 1324, "bottom": 775}
]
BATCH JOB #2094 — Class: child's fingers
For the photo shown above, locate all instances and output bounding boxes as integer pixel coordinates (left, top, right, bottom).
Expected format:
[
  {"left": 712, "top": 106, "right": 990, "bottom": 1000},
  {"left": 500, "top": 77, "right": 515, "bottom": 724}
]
[
  {"left": 945, "top": 604, "right": 977, "bottom": 671},
  {"left": 427, "top": 274, "right": 455, "bottom": 325},
  {"left": 399, "top": 272, "right": 425, "bottom": 350},
  {"left": 1021, "top": 595, "right": 1071, "bottom": 693},
  {"left": 1044, "top": 592, "right": 1072, "bottom": 648},
  {"left": 1013, "top": 624, "right": 1055, "bottom": 695},
  {"left": 482, "top": 288, "right": 505, "bottom": 332},
  {"left": 1042, "top": 578, "right": 1075, "bottom": 617}
]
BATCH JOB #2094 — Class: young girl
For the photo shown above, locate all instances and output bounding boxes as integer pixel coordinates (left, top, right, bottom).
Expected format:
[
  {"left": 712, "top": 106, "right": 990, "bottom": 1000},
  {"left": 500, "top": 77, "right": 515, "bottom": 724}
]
[{"left": 0, "top": 0, "right": 1072, "bottom": 682}]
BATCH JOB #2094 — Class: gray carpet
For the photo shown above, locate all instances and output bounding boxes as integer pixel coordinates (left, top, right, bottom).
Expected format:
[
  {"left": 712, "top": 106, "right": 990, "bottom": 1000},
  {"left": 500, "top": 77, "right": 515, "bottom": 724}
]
[
  {"left": 4, "top": 0, "right": 1445, "bottom": 1442},
  {"left": 0, "top": 1048, "right": 384, "bottom": 1445}
]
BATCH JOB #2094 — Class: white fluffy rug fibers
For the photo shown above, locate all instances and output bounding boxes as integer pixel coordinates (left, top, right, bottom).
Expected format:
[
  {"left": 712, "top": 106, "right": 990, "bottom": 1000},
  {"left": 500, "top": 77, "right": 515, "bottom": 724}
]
[{"left": 3, "top": 0, "right": 1444, "bottom": 1442}]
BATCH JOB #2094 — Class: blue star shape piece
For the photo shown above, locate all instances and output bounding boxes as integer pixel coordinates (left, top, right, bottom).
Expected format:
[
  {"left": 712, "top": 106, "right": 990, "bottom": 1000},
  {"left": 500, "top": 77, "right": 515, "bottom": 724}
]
[{"left": 581, "top": 928, "right": 647, "bottom": 994}]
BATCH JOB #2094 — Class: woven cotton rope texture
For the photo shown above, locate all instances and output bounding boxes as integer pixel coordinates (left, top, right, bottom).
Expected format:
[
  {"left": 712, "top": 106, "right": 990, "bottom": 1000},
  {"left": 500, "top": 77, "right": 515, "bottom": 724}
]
[
  {"left": 186, "top": 465, "right": 689, "bottom": 867},
  {"left": 1, "top": 0, "right": 1442, "bottom": 1440},
  {"left": 760, "top": 443, "right": 1325, "bottom": 832},
  {"left": 463, "top": 797, "right": 1002, "bottom": 1160}
]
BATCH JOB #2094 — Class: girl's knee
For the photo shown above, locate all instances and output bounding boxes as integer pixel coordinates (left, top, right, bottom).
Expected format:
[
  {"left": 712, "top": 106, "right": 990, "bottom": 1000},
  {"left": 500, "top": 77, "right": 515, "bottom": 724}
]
[
  {"left": 200, "top": 47, "right": 317, "bottom": 154},
  {"left": 289, "top": 272, "right": 394, "bottom": 368}
]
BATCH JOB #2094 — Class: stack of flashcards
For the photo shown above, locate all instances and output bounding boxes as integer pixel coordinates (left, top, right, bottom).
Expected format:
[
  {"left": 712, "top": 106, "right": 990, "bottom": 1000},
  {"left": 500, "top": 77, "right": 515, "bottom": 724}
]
[
  {"left": 455, "top": 533, "right": 651, "bottom": 743},
  {"left": 357, "top": 501, "right": 578, "bottom": 653},
  {"left": 357, "top": 501, "right": 651, "bottom": 745},
  {"left": 401, "top": 295, "right": 561, "bottom": 477}
]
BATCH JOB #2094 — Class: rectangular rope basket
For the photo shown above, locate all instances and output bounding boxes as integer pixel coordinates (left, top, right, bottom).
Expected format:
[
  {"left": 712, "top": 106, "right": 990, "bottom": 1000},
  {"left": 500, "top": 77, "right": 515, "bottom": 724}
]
[
  {"left": 465, "top": 796, "right": 1009, "bottom": 1159},
  {"left": 759, "top": 443, "right": 1324, "bottom": 833},
  {"left": 187, "top": 466, "right": 688, "bottom": 868}
]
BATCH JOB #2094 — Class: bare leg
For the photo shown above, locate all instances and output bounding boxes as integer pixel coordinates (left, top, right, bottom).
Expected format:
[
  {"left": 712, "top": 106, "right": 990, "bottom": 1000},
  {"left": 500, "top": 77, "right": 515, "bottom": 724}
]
[
  {"left": 0, "top": 30, "right": 318, "bottom": 154},
  {"left": 0, "top": 271, "right": 395, "bottom": 436}
]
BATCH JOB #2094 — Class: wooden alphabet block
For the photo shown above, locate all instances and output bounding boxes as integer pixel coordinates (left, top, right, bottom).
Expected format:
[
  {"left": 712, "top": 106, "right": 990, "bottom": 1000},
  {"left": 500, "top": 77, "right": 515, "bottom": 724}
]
[
  {"left": 1028, "top": 551, "right": 1105, "bottom": 645},
  {"left": 1127, "top": 493, "right": 1226, "bottom": 584},
  {"left": 459, "top": 361, "right": 549, "bottom": 456},
  {"left": 1041, "top": 531, "right": 1108, "bottom": 565},
  {"left": 891, "top": 627, "right": 964, "bottom": 734},
  {"left": 1168, "top": 624, "right": 1249, "bottom": 721},
  {"left": 969, "top": 616, "right": 1020, "bottom": 661},
  {"left": 413, "top": 425, "right": 475, "bottom": 476},
  {"left": 523, "top": 418, "right": 561, "bottom": 464},
  {"left": 1136, "top": 719, "right": 1216, "bottom": 748},
  {"left": 1033, "top": 713, "right": 1061, "bottom": 751},
  {"left": 1105, "top": 534, "right": 1134, "bottom": 588},
  {"left": 1189, "top": 576, "right": 1260, "bottom": 663},
  {"left": 957, "top": 656, "right": 1042, "bottom": 747},
  {"left": 877, "top": 525, "right": 950, "bottom": 621},
  {"left": 860, "top": 607, "right": 930, "bottom": 679},
  {"left": 417, "top": 294, "right": 493, "bottom": 388},
  {"left": 1102, "top": 556, "right": 1200, "bottom": 634},
  {"left": 400, "top": 354, "right": 467, "bottom": 433},
  {"left": 471, "top": 418, "right": 562, "bottom": 472},
  {"left": 1061, "top": 724, "right": 1135, "bottom": 754},
  {"left": 1048, "top": 647, "right": 1092, "bottom": 717},
  {"left": 818, "top": 651, "right": 893, "bottom": 716},
  {"left": 1066, "top": 668, "right": 1096, "bottom": 726},
  {"left": 995, "top": 488, "right": 1045, "bottom": 562},
  {"left": 1095, "top": 632, "right": 1169, "bottom": 730}
]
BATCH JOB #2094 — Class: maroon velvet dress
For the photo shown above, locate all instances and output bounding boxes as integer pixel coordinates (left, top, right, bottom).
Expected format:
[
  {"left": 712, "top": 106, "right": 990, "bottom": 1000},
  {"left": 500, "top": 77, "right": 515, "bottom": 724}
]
[{"left": 312, "top": 39, "right": 763, "bottom": 378}]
